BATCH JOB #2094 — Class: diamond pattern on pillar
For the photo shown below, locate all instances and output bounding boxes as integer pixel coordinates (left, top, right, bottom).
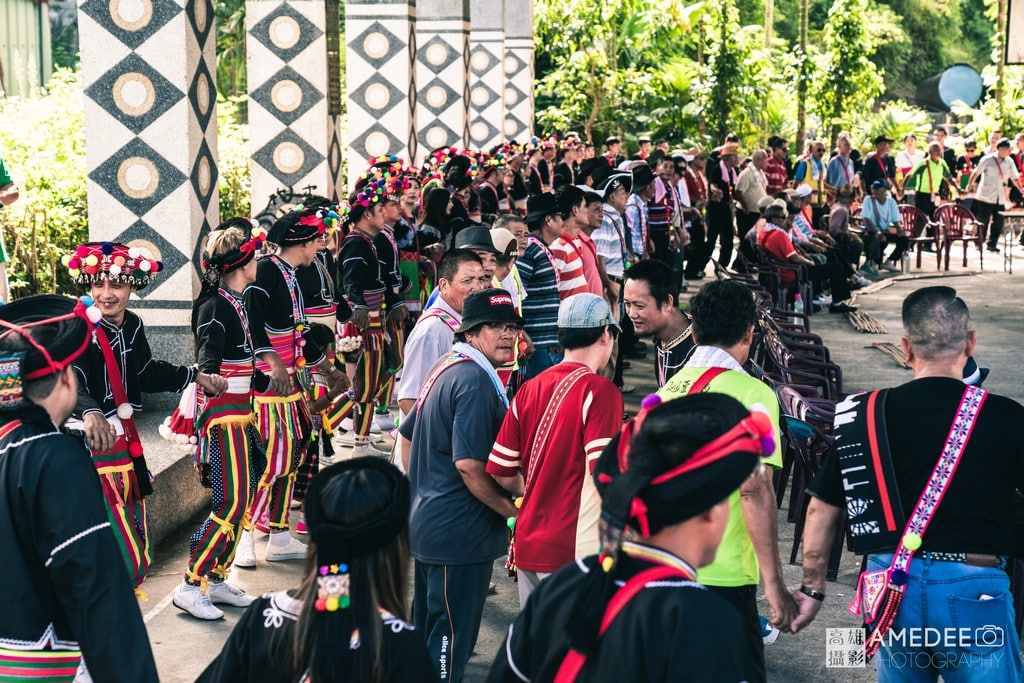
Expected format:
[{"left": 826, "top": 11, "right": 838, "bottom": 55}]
[
  {"left": 418, "top": 35, "right": 461, "bottom": 72},
  {"left": 349, "top": 21, "right": 405, "bottom": 71},
  {"left": 84, "top": 54, "right": 184, "bottom": 135},
  {"left": 470, "top": 44, "right": 499, "bottom": 77},
  {"left": 188, "top": 56, "right": 217, "bottom": 132},
  {"left": 504, "top": 49, "right": 527, "bottom": 75},
  {"left": 250, "top": 3, "right": 324, "bottom": 64},
  {"left": 418, "top": 77, "right": 460, "bottom": 117},
  {"left": 349, "top": 75, "right": 404, "bottom": 119},
  {"left": 190, "top": 138, "right": 218, "bottom": 213},
  {"left": 186, "top": 0, "right": 215, "bottom": 49},
  {"left": 328, "top": 126, "right": 343, "bottom": 195},
  {"left": 470, "top": 81, "right": 499, "bottom": 111},
  {"left": 251, "top": 66, "right": 325, "bottom": 126},
  {"left": 79, "top": 0, "right": 182, "bottom": 50},
  {"left": 112, "top": 220, "right": 188, "bottom": 299},
  {"left": 88, "top": 138, "right": 187, "bottom": 216},
  {"left": 420, "top": 120, "right": 461, "bottom": 152},
  {"left": 252, "top": 128, "right": 326, "bottom": 187},
  {"left": 349, "top": 122, "right": 404, "bottom": 161},
  {"left": 470, "top": 117, "right": 500, "bottom": 147}
]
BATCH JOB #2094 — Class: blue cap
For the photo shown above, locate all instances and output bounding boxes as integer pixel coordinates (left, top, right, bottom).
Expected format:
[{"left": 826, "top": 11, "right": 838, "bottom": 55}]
[{"left": 557, "top": 293, "right": 620, "bottom": 332}]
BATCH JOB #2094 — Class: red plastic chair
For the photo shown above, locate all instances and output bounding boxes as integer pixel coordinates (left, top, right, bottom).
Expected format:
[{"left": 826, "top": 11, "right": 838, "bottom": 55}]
[
  {"left": 897, "top": 204, "right": 940, "bottom": 269},
  {"left": 934, "top": 203, "right": 983, "bottom": 270}
]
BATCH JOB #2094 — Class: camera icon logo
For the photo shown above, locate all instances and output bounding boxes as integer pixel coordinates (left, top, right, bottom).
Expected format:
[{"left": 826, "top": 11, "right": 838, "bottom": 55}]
[{"left": 975, "top": 625, "right": 1004, "bottom": 648}]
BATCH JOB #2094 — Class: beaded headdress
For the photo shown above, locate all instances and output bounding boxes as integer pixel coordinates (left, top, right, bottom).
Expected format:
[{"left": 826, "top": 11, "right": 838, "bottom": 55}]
[{"left": 64, "top": 242, "right": 164, "bottom": 290}]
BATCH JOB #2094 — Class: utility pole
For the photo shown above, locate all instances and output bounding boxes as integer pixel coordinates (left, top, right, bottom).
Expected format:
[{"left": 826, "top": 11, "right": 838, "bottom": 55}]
[{"left": 796, "top": 0, "right": 808, "bottom": 151}]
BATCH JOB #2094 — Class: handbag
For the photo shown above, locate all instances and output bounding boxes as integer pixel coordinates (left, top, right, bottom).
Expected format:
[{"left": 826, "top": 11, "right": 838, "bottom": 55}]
[{"left": 847, "top": 385, "right": 987, "bottom": 659}]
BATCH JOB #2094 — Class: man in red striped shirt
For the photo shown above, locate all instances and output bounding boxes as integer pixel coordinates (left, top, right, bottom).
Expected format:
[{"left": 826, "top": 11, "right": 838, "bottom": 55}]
[
  {"left": 487, "top": 293, "right": 623, "bottom": 606},
  {"left": 550, "top": 186, "right": 596, "bottom": 298}
]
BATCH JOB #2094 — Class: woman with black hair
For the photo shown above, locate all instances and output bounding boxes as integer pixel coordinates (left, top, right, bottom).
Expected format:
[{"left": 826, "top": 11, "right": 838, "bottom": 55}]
[
  {"left": 199, "top": 457, "right": 435, "bottom": 682},
  {"left": 489, "top": 393, "right": 765, "bottom": 682},
  {"left": 419, "top": 186, "right": 453, "bottom": 252}
]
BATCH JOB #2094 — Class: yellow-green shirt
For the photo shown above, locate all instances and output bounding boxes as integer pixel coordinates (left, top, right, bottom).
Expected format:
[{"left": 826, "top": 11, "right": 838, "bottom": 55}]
[{"left": 658, "top": 367, "right": 783, "bottom": 587}]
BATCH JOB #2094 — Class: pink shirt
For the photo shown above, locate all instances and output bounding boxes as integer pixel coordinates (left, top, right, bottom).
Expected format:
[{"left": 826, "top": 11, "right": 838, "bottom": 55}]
[{"left": 577, "top": 232, "right": 604, "bottom": 296}]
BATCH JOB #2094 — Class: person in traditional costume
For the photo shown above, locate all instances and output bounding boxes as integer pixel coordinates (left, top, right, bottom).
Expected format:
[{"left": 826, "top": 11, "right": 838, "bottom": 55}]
[
  {"left": 340, "top": 177, "right": 404, "bottom": 458},
  {"left": 0, "top": 294, "right": 159, "bottom": 682},
  {"left": 198, "top": 456, "right": 435, "bottom": 683},
  {"left": 369, "top": 161, "right": 412, "bottom": 435},
  {"left": 292, "top": 204, "right": 354, "bottom": 517},
  {"left": 245, "top": 209, "right": 349, "bottom": 561},
  {"left": 171, "top": 219, "right": 271, "bottom": 620},
  {"left": 66, "top": 241, "right": 226, "bottom": 591},
  {"left": 488, "top": 392, "right": 765, "bottom": 682}
]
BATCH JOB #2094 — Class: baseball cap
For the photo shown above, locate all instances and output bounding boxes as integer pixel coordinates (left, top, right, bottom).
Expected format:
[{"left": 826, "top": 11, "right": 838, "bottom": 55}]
[
  {"left": 455, "top": 288, "right": 525, "bottom": 333},
  {"left": 557, "top": 293, "right": 621, "bottom": 333}
]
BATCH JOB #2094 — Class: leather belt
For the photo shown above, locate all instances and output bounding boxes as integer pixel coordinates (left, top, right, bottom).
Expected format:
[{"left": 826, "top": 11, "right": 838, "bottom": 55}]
[
  {"left": 920, "top": 551, "right": 1005, "bottom": 569},
  {"left": 608, "top": 275, "right": 624, "bottom": 285}
]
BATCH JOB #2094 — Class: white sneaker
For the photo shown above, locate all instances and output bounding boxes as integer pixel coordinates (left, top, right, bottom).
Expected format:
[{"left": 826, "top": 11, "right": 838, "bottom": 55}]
[
  {"left": 233, "top": 530, "right": 256, "bottom": 568},
  {"left": 352, "top": 441, "right": 394, "bottom": 460},
  {"left": 340, "top": 416, "right": 381, "bottom": 434},
  {"left": 265, "top": 535, "right": 309, "bottom": 562},
  {"left": 812, "top": 294, "right": 832, "bottom": 306},
  {"left": 207, "top": 580, "right": 256, "bottom": 607},
  {"left": 372, "top": 412, "right": 396, "bottom": 431},
  {"left": 173, "top": 582, "right": 224, "bottom": 620}
]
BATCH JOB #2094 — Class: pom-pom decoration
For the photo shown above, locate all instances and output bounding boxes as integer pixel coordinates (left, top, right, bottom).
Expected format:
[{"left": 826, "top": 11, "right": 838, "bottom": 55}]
[{"left": 116, "top": 402, "right": 134, "bottom": 420}]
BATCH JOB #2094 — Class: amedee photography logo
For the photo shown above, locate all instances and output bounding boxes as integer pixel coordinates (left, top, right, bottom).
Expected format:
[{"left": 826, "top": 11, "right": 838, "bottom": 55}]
[{"left": 825, "top": 626, "right": 1007, "bottom": 670}]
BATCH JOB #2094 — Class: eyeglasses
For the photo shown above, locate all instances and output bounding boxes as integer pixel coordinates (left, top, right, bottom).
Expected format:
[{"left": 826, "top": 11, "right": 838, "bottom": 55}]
[{"left": 484, "top": 323, "right": 521, "bottom": 334}]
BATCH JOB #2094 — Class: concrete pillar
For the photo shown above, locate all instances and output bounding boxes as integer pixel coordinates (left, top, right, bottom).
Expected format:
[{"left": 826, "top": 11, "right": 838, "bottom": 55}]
[
  {"left": 503, "top": 0, "right": 534, "bottom": 141},
  {"left": 247, "top": 1, "right": 344, "bottom": 208},
  {"left": 469, "top": 0, "right": 505, "bottom": 150},
  {"left": 414, "top": 0, "right": 470, "bottom": 154},
  {"left": 346, "top": 0, "right": 417, "bottom": 184},
  {"left": 78, "top": 0, "right": 218, "bottom": 332}
]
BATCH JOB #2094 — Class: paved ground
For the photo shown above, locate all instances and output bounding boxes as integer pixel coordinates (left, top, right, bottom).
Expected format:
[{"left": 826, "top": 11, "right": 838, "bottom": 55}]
[{"left": 143, "top": 242, "right": 1024, "bottom": 681}]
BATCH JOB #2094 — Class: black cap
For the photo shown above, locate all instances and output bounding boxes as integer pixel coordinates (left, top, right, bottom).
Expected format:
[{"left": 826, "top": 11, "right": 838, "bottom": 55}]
[
  {"left": 631, "top": 163, "right": 656, "bottom": 192},
  {"left": 525, "top": 192, "right": 560, "bottom": 223},
  {"left": 638, "top": 135, "right": 652, "bottom": 144},
  {"left": 455, "top": 288, "right": 525, "bottom": 333},
  {"left": 577, "top": 158, "right": 606, "bottom": 183},
  {"left": 605, "top": 136, "right": 621, "bottom": 146},
  {"left": 305, "top": 456, "right": 410, "bottom": 565},
  {"left": 454, "top": 224, "right": 499, "bottom": 253},
  {"left": 873, "top": 134, "right": 895, "bottom": 145}
]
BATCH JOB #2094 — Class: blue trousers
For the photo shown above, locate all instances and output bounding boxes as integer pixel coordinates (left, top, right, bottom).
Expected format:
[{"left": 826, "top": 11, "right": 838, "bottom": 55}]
[
  {"left": 413, "top": 559, "right": 493, "bottom": 683},
  {"left": 868, "top": 553, "right": 1024, "bottom": 682}
]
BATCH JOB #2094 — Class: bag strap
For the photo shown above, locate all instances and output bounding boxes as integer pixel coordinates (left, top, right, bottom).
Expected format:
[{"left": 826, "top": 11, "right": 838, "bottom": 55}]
[
  {"left": 553, "top": 564, "right": 688, "bottom": 682},
  {"left": 94, "top": 326, "right": 144, "bottom": 457},
  {"left": 522, "top": 366, "right": 592, "bottom": 496},
  {"left": 686, "top": 366, "right": 728, "bottom": 395},
  {"left": 888, "top": 385, "right": 987, "bottom": 576}
]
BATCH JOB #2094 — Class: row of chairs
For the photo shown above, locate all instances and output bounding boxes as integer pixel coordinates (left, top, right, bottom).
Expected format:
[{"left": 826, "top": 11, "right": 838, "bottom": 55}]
[
  {"left": 882, "top": 203, "right": 982, "bottom": 271},
  {"left": 714, "top": 262, "right": 848, "bottom": 580}
]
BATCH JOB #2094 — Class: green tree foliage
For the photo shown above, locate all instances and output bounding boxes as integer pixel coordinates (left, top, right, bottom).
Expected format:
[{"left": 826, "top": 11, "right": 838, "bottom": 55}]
[
  {"left": 0, "top": 69, "right": 87, "bottom": 296},
  {"left": 533, "top": 0, "right": 705, "bottom": 144},
  {"left": 814, "top": 0, "right": 885, "bottom": 144}
]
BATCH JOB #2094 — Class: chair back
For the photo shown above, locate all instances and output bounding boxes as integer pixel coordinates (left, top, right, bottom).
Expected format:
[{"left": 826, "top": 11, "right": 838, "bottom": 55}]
[
  {"left": 898, "top": 204, "right": 928, "bottom": 239},
  {"left": 934, "top": 203, "right": 977, "bottom": 240}
]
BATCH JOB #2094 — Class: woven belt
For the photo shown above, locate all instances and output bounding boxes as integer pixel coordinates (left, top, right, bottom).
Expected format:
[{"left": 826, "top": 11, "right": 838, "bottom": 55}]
[
  {"left": 608, "top": 275, "right": 624, "bottom": 285},
  {"left": 920, "top": 551, "right": 1005, "bottom": 569}
]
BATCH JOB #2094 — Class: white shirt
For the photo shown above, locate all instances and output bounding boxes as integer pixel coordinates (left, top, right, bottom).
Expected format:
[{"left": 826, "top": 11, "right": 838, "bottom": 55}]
[
  {"left": 396, "top": 296, "right": 461, "bottom": 405},
  {"left": 974, "top": 154, "right": 1019, "bottom": 205}
]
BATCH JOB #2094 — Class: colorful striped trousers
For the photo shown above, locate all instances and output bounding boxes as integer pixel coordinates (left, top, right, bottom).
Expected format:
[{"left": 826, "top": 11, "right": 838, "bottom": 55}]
[
  {"left": 186, "top": 420, "right": 264, "bottom": 582},
  {"left": 92, "top": 436, "right": 151, "bottom": 589},
  {"left": 374, "top": 315, "right": 407, "bottom": 412},
  {"left": 252, "top": 390, "right": 311, "bottom": 530},
  {"left": 351, "top": 331, "right": 386, "bottom": 439}
]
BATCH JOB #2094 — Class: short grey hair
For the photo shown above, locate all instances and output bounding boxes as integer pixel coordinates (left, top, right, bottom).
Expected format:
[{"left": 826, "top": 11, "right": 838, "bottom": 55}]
[
  {"left": 492, "top": 214, "right": 526, "bottom": 232},
  {"left": 902, "top": 286, "right": 971, "bottom": 358}
]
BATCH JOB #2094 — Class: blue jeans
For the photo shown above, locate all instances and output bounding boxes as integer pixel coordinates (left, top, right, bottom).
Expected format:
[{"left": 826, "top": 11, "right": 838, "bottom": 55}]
[
  {"left": 523, "top": 345, "right": 563, "bottom": 380},
  {"left": 867, "top": 552, "right": 1024, "bottom": 682}
]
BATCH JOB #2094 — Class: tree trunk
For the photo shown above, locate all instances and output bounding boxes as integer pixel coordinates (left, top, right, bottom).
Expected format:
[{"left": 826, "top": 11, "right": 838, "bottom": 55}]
[
  {"left": 797, "top": 0, "right": 808, "bottom": 150},
  {"left": 996, "top": 0, "right": 1008, "bottom": 118},
  {"left": 698, "top": 15, "right": 706, "bottom": 138},
  {"left": 762, "top": 0, "right": 774, "bottom": 146}
]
